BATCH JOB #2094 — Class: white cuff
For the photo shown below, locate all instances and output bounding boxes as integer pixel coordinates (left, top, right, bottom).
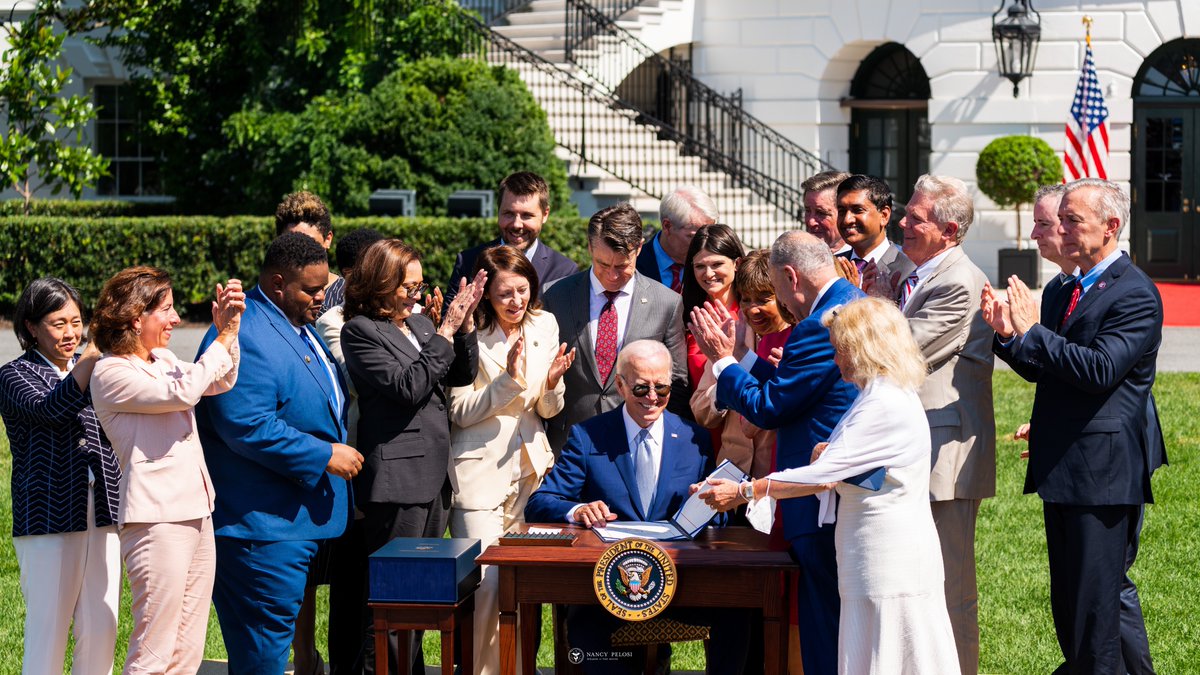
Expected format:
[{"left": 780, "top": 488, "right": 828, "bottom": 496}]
[
  {"left": 712, "top": 355, "right": 738, "bottom": 378},
  {"left": 566, "top": 503, "right": 585, "bottom": 523}
]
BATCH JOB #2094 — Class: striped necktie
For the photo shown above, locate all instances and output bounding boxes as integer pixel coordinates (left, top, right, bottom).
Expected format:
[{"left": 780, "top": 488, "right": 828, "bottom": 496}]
[{"left": 899, "top": 272, "right": 920, "bottom": 309}]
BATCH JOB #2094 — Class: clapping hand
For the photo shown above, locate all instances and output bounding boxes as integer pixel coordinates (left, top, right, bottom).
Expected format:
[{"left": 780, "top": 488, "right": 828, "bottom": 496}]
[
  {"left": 860, "top": 261, "right": 899, "bottom": 299},
  {"left": 505, "top": 334, "right": 526, "bottom": 383},
  {"left": 422, "top": 287, "right": 444, "bottom": 327},
  {"left": 437, "top": 269, "right": 487, "bottom": 339},
  {"left": 688, "top": 301, "right": 738, "bottom": 363},
  {"left": 1014, "top": 423, "right": 1031, "bottom": 459},
  {"left": 811, "top": 441, "right": 829, "bottom": 463},
  {"left": 980, "top": 283, "right": 1015, "bottom": 338},
  {"left": 834, "top": 256, "right": 860, "bottom": 287},
  {"left": 1005, "top": 276, "right": 1039, "bottom": 336},
  {"left": 546, "top": 343, "right": 576, "bottom": 389},
  {"left": 213, "top": 279, "right": 246, "bottom": 341},
  {"left": 767, "top": 346, "right": 784, "bottom": 367}
]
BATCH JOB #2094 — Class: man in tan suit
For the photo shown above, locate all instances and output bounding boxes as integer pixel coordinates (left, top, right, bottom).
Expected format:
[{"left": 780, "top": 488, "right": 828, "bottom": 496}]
[{"left": 896, "top": 174, "right": 995, "bottom": 675}]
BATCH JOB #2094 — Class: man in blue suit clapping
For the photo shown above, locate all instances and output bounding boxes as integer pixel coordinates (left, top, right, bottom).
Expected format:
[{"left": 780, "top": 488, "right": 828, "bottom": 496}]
[
  {"left": 526, "top": 339, "right": 748, "bottom": 673},
  {"left": 689, "top": 230, "right": 866, "bottom": 675},
  {"left": 196, "top": 232, "right": 363, "bottom": 674}
]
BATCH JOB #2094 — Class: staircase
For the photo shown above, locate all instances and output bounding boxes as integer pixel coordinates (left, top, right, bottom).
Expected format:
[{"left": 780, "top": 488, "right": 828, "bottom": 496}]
[{"left": 459, "top": 0, "right": 832, "bottom": 246}]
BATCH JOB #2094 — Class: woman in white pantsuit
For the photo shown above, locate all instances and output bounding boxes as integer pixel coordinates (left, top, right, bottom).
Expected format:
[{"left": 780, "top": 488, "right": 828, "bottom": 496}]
[
  {"left": 447, "top": 245, "right": 574, "bottom": 675},
  {"left": 0, "top": 278, "right": 122, "bottom": 675},
  {"left": 701, "top": 297, "right": 961, "bottom": 675}
]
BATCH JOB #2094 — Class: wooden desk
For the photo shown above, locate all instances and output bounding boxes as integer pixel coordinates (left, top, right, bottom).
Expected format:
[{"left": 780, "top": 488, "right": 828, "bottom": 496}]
[{"left": 477, "top": 525, "right": 794, "bottom": 675}]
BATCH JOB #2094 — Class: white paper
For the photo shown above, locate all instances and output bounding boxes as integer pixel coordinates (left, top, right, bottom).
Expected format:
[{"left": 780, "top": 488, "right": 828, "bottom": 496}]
[
  {"left": 592, "top": 521, "right": 688, "bottom": 543},
  {"left": 673, "top": 459, "right": 748, "bottom": 537}
]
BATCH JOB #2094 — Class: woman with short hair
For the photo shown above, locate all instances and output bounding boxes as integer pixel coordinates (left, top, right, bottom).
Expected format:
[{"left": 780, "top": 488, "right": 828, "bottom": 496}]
[
  {"left": 90, "top": 266, "right": 244, "bottom": 674},
  {"left": 0, "top": 277, "right": 122, "bottom": 675}
]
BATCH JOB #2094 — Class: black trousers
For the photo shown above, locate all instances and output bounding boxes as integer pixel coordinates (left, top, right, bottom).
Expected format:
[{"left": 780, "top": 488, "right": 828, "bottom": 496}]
[
  {"left": 1043, "top": 502, "right": 1147, "bottom": 675},
  {"left": 1119, "top": 506, "right": 1155, "bottom": 675},
  {"left": 360, "top": 482, "right": 452, "bottom": 675}
]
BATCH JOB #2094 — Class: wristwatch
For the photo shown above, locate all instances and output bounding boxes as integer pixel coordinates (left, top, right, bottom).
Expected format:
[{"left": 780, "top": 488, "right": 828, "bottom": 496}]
[{"left": 740, "top": 480, "right": 754, "bottom": 502}]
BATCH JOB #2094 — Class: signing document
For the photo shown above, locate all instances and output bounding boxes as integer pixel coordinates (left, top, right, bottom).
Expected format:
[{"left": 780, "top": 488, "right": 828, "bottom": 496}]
[{"left": 593, "top": 459, "right": 746, "bottom": 542}]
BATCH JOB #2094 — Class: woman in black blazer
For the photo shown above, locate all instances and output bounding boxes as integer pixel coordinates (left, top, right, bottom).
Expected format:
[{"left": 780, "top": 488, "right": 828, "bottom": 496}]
[
  {"left": 341, "top": 238, "right": 485, "bottom": 672},
  {"left": 0, "top": 278, "right": 122, "bottom": 674}
]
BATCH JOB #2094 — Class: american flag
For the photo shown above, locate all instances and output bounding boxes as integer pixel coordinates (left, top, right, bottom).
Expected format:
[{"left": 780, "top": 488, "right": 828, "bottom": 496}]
[{"left": 1063, "top": 42, "right": 1109, "bottom": 180}]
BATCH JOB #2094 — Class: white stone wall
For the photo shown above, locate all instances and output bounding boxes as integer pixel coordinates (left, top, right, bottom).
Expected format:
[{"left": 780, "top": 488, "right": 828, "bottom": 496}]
[{"left": 690, "top": 0, "right": 1198, "bottom": 283}]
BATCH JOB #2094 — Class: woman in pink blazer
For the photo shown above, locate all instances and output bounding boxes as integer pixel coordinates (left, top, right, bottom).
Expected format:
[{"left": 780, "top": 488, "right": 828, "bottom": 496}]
[{"left": 90, "top": 267, "right": 243, "bottom": 674}]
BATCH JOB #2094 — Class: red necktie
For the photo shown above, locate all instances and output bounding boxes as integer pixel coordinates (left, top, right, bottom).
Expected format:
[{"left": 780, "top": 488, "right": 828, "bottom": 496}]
[
  {"left": 669, "top": 263, "right": 684, "bottom": 293},
  {"left": 899, "top": 272, "right": 920, "bottom": 309},
  {"left": 596, "top": 290, "right": 620, "bottom": 382},
  {"left": 1060, "top": 279, "right": 1083, "bottom": 329}
]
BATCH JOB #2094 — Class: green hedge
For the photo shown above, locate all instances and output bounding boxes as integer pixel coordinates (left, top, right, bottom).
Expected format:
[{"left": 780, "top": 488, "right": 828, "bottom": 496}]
[
  {"left": 0, "top": 199, "right": 180, "bottom": 218},
  {"left": 0, "top": 215, "right": 592, "bottom": 314}
]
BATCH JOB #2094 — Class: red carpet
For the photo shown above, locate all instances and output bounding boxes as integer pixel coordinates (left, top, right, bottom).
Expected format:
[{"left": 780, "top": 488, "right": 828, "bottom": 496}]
[{"left": 1157, "top": 283, "right": 1200, "bottom": 327}]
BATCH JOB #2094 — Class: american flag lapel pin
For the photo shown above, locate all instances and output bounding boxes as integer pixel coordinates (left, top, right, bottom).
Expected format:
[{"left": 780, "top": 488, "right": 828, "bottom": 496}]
[
  {"left": 1098, "top": 281, "right": 1107, "bottom": 289},
  {"left": 670, "top": 432, "right": 678, "bottom": 439},
  {"left": 304, "top": 355, "right": 312, "bottom": 363},
  {"left": 641, "top": 297, "right": 648, "bottom": 303}
]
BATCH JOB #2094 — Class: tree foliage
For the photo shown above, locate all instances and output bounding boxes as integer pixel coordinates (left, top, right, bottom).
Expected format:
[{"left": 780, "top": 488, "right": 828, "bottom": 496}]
[
  {"left": 0, "top": 0, "right": 109, "bottom": 213},
  {"left": 98, "top": 0, "right": 569, "bottom": 215},
  {"left": 976, "top": 135, "right": 1063, "bottom": 244}
]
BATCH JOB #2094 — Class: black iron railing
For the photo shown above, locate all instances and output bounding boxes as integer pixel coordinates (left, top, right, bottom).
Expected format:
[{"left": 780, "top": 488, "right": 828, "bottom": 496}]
[
  {"left": 460, "top": 0, "right": 533, "bottom": 25},
  {"left": 563, "top": 0, "right": 832, "bottom": 230},
  {"left": 449, "top": 0, "right": 834, "bottom": 242}
]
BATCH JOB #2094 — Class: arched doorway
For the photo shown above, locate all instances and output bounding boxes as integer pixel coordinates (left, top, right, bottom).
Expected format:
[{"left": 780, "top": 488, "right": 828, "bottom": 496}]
[
  {"left": 1133, "top": 38, "right": 1200, "bottom": 279},
  {"left": 845, "top": 43, "right": 931, "bottom": 240}
]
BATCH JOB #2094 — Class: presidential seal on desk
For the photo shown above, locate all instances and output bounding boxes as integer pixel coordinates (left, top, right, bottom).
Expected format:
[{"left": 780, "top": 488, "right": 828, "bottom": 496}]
[{"left": 593, "top": 538, "right": 677, "bottom": 621}]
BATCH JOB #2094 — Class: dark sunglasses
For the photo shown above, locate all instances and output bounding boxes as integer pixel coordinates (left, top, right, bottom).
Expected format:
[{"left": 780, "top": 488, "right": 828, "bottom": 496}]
[{"left": 629, "top": 383, "right": 672, "bottom": 397}]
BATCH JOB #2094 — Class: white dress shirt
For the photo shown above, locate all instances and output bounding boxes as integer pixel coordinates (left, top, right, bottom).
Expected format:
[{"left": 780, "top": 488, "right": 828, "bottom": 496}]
[
  {"left": 906, "top": 247, "right": 955, "bottom": 299},
  {"left": 567, "top": 406, "right": 665, "bottom": 522},
  {"left": 586, "top": 271, "right": 636, "bottom": 353},
  {"left": 852, "top": 239, "right": 893, "bottom": 266}
]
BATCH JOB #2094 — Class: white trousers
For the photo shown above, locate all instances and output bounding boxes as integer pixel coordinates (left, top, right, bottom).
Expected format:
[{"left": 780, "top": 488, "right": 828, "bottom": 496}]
[
  {"left": 449, "top": 473, "right": 539, "bottom": 675},
  {"left": 13, "top": 488, "right": 121, "bottom": 675}
]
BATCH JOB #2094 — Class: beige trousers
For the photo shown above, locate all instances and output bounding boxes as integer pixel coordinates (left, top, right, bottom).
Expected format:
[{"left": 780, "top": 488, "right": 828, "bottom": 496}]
[
  {"left": 931, "top": 498, "right": 981, "bottom": 675},
  {"left": 13, "top": 489, "right": 121, "bottom": 675},
  {"left": 449, "top": 472, "right": 540, "bottom": 675},
  {"left": 120, "top": 516, "right": 216, "bottom": 675}
]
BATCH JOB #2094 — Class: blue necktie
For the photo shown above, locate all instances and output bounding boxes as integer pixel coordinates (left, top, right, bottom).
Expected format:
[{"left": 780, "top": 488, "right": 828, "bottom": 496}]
[
  {"left": 634, "top": 428, "right": 656, "bottom": 517},
  {"left": 301, "top": 328, "right": 344, "bottom": 419}
]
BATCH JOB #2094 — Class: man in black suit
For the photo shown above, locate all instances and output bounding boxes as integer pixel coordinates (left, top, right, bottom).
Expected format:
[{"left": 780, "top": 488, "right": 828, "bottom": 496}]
[
  {"left": 634, "top": 185, "right": 719, "bottom": 291},
  {"left": 445, "top": 171, "right": 579, "bottom": 305},
  {"left": 985, "top": 178, "right": 1163, "bottom": 675}
]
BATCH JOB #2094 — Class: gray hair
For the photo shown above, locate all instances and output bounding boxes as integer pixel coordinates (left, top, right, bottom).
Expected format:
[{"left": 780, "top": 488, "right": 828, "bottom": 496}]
[
  {"left": 801, "top": 170, "right": 851, "bottom": 196},
  {"left": 770, "top": 230, "right": 834, "bottom": 277},
  {"left": 659, "top": 185, "right": 719, "bottom": 228},
  {"left": 616, "top": 339, "right": 672, "bottom": 379},
  {"left": 1063, "top": 178, "right": 1129, "bottom": 237},
  {"left": 1034, "top": 183, "right": 1066, "bottom": 205},
  {"left": 912, "top": 174, "right": 974, "bottom": 243}
]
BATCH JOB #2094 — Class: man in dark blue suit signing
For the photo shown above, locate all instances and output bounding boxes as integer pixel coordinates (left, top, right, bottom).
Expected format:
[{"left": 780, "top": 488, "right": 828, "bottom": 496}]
[
  {"left": 688, "top": 230, "right": 866, "bottom": 675},
  {"left": 526, "top": 339, "right": 748, "bottom": 674},
  {"left": 985, "top": 178, "right": 1163, "bottom": 675},
  {"left": 196, "top": 233, "right": 362, "bottom": 674}
]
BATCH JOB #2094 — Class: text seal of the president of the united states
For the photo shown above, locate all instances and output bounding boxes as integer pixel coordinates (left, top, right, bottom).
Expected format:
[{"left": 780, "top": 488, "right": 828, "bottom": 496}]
[{"left": 593, "top": 538, "right": 677, "bottom": 621}]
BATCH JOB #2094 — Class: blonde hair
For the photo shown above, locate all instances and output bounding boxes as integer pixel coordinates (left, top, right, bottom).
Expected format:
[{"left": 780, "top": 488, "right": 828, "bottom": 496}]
[{"left": 821, "top": 297, "right": 926, "bottom": 389}]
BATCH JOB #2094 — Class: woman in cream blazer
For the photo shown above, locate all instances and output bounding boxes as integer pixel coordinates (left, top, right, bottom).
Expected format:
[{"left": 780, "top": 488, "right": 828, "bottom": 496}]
[
  {"left": 448, "top": 246, "right": 574, "bottom": 675},
  {"left": 89, "top": 268, "right": 243, "bottom": 675}
]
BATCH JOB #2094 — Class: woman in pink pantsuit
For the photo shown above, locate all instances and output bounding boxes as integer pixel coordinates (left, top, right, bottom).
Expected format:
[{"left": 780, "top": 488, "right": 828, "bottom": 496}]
[{"left": 90, "top": 267, "right": 244, "bottom": 674}]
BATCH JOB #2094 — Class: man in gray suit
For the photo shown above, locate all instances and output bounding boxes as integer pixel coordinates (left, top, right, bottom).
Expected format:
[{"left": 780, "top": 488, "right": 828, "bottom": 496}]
[
  {"left": 542, "top": 203, "right": 690, "bottom": 453},
  {"left": 836, "top": 174, "right": 915, "bottom": 289},
  {"left": 896, "top": 174, "right": 995, "bottom": 675}
]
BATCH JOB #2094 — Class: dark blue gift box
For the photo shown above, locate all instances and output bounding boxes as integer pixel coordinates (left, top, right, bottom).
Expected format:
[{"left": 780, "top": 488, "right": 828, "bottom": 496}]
[{"left": 369, "top": 537, "right": 481, "bottom": 604}]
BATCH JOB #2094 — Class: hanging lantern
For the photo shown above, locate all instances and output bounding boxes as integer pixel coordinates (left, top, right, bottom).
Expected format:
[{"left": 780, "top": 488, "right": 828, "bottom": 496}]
[{"left": 992, "top": 0, "right": 1042, "bottom": 98}]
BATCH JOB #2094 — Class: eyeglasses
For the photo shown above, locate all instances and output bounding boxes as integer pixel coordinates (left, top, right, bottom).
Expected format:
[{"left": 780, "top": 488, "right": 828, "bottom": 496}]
[
  {"left": 628, "top": 383, "right": 671, "bottom": 398},
  {"left": 400, "top": 282, "right": 428, "bottom": 298}
]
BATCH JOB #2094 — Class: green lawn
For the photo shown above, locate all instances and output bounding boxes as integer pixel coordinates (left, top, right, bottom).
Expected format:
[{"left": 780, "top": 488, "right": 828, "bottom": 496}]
[{"left": 0, "top": 371, "right": 1196, "bottom": 673}]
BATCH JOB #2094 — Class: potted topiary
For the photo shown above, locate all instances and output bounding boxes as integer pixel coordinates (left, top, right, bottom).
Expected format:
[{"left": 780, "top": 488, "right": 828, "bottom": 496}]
[{"left": 975, "top": 135, "right": 1063, "bottom": 288}]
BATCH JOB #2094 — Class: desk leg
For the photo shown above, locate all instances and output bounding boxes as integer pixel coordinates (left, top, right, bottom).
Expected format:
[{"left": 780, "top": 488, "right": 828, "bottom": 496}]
[
  {"left": 397, "top": 629, "right": 411, "bottom": 675},
  {"left": 461, "top": 595, "right": 475, "bottom": 675},
  {"left": 441, "top": 629, "right": 454, "bottom": 675},
  {"left": 762, "top": 571, "right": 788, "bottom": 675},
  {"left": 519, "top": 603, "right": 539, "bottom": 675},
  {"left": 498, "top": 566, "right": 517, "bottom": 675},
  {"left": 373, "top": 613, "right": 390, "bottom": 675}
]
